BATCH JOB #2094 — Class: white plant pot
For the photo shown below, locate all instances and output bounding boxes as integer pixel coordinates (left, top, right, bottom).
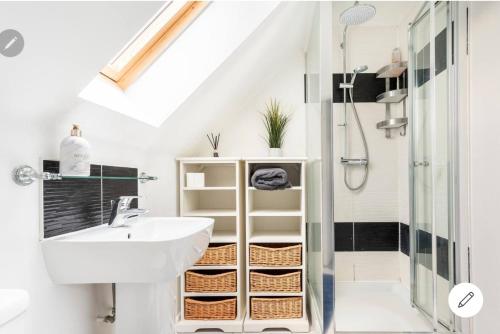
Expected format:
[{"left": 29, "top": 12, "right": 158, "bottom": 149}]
[{"left": 268, "top": 148, "right": 282, "bottom": 157}]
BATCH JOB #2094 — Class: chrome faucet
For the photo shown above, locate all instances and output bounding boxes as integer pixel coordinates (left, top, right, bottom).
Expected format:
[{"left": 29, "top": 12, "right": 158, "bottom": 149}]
[{"left": 108, "top": 196, "right": 148, "bottom": 228}]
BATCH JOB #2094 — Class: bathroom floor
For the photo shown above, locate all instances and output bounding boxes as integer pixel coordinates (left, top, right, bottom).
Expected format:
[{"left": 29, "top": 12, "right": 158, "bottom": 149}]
[{"left": 335, "top": 281, "right": 434, "bottom": 333}]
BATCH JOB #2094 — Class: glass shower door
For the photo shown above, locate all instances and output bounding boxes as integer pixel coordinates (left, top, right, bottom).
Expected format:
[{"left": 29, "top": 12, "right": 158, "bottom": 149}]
[{"left": 409, "top": 1, "right": 455, "bottom": 330}]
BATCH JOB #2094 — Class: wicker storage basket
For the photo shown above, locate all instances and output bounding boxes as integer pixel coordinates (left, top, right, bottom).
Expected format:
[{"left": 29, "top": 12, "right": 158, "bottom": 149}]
[
  {"left": 184, "top": 298, "right": 237, "bottom": 320},
  {"left": 249, "top": 244, "right": 302, "bottom": 267},
  {"left": 250, "top": 297, "right": 302, "bottom": 320},
  {"left": 196, "top": 243, "right": 237, "bottom": 266},
  {"left": 250, "top": 270, "right": 301, "bottom": 293},
  {"left": 185, "top": 270, "right": 237, "bottom": 293}
]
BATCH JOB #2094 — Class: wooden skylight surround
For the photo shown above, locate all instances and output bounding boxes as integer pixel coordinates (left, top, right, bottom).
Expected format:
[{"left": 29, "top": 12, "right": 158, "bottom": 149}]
[{"left": 100, "top": 1, "right": 208, "bottom": 89}]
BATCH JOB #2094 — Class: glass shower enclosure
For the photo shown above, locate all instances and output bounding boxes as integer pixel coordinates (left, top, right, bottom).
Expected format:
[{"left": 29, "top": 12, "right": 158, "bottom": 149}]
[{"left": 409, "top": 1, "right": 460, "bottom": 332}]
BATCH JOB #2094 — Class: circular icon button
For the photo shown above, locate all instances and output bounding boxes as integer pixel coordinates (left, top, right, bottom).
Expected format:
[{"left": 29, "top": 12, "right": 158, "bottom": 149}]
[
  {"left": 448, "top": 283, "right": 483, "bottom": 318},
  {"left": 0, "top": 29, "right": 24, "bottom": 57}
]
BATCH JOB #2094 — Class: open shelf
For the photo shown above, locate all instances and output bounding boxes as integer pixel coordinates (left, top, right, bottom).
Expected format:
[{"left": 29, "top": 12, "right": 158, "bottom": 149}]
[
  {"left": 183, "top": 163, "right": 236, "bottom": 187},
  {"left": 249, "top": 230, "right": 303, "bottom": 243},
  {"left": 247, "top": 162, "right": 302, "bottom": 188},
  {"left": 178, "top": 158, "right": 244, "bottom": 331},
  {"left": 244, "top": 159, "right": 307, "bottom": 332},
  {"left": 183, "top": 189, "right": 236, "bottom": 213},
  {"left": 211, "top": 230, "right": 237, "bottom": 243},
  {"left": 249, "top": 187, "right": 301, "bottom": 212}
]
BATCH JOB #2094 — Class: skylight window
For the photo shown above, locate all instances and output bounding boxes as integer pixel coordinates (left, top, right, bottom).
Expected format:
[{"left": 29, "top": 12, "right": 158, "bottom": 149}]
[{"left": 100, "top": 1, "right": 207, "bottom": 89}]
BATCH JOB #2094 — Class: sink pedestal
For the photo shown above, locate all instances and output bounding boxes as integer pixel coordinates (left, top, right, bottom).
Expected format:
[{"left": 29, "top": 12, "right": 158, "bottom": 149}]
[{"left": 115, "top": 281, "right": 176, "bottom": 334}]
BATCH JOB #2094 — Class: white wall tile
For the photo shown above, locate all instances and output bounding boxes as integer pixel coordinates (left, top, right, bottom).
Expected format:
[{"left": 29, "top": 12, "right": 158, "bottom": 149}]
[
  {"left": 354, "top": 252, "right": 400, "bottom": 281},
  {"left": 335, "top": 252, "right": 355, "bottom": 281}
]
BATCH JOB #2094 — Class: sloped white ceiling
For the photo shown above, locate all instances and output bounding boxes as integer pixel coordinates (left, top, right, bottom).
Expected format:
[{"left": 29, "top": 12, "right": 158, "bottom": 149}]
[
  {"left": 146, "top": 2, "right": 317, "bottom": 156},
  {"left": 1, "top": 1, "right": 316, "bottom": 157}
]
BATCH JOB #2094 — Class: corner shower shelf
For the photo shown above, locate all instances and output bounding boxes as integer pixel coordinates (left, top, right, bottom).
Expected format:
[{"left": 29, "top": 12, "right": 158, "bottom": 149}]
[
  {"left": 376, "top": 88, "right": 408, "bottom": 104},
  {"left": 376, "top": 117, "right": 408, "bottom": 130},
  {"left": 375, "top": 60, "right": 408, "bottom": 138},
  {"left": 376, "top": 61, "right": 407, "bottom": 78}
]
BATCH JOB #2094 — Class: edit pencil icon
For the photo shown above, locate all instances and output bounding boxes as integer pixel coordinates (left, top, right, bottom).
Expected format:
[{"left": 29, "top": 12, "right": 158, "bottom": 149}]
[
  {"left": 3, "top": 36, "right": 17, "bottom": 51},
  {"left": 458, "top": 292, "right": 474, "bottom": 308}
]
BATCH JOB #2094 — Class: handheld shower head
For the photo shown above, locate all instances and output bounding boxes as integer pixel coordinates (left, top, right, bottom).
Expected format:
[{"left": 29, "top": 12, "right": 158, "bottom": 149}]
[
  {"left": 351, "top": 65, "right": 368, "bottom": 84},
  {"left": 353, "top": 65, "right": 368, "bottom": 73}
]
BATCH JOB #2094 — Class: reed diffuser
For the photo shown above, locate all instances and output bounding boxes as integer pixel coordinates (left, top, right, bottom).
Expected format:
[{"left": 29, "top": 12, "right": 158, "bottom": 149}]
[{"left": 207, "top": 133, "right": 220, "bottom": 157}]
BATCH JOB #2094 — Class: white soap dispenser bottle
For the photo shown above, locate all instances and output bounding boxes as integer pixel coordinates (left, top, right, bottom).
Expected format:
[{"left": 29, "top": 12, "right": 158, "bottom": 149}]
[{"left": 60, "top": 124, "right": 91, "bottom": 177}]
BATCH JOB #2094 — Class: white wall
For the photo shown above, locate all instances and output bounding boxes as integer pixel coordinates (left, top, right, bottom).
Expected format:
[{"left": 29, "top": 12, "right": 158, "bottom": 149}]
[
  {"left": 0, "top": 3, "right": 162, "bottom": 333},
  {"left": 189, "top": 51, "right": 307, "bottom": 158},
  {"left": 469, "top": 2, "right": 500, "bottom": 332},
  {"left": 332, "top": 22, "right": 407, "bottom": 282}
]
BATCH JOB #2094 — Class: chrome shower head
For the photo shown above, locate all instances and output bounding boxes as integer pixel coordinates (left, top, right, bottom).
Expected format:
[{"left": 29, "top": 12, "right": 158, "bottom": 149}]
[
  {"left": 351, "top": 65, "right": 368, "bottom": 84},
  {"left": 353, "top": 65, "right": 368, "bottom": 73},
  {"left": 340, "top": 2, "right": 376, "bottom": 26}
]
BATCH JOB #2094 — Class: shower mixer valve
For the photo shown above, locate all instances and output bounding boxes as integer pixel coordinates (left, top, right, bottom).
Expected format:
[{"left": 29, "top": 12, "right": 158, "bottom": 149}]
[{"left": 341, "top": 157, "right": 368, "bottom": 166}]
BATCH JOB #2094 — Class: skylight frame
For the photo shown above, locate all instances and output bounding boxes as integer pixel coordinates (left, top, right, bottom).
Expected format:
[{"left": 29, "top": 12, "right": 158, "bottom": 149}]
[{"left": 100, "top": 1, "right": 208, "bottom": 89}]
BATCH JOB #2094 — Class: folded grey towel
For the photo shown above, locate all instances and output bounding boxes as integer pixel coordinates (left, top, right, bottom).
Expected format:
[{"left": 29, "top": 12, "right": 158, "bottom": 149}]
[{"left": 251, "top": 168, "right": 292, "bottom": 190}]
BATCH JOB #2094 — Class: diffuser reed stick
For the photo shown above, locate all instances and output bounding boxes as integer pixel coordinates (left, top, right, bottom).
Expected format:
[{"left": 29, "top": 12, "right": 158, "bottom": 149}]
[{"left": 207, "top": 133, "right": 220, "bottom": 157}]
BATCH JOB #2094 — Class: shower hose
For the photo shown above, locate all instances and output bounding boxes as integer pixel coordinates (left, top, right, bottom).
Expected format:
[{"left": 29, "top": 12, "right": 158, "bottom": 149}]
[{"left": 344, "top": 87, "right": 369, "bottom": 191}]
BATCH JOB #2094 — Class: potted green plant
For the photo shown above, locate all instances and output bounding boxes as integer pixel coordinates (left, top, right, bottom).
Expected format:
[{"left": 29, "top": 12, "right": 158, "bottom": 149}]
[{"left": 262, "top": 99, "right": 290, "bottom": 157}]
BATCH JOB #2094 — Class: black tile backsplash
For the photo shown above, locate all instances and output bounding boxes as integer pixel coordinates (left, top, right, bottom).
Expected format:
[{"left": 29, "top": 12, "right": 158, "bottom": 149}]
[
  {"left": 354, "top": 222, "right": 399, "bottom": 251},
  {"left": 334, "top": 223, "right": 353, "bottom": 252},
  {"left": 43, "top": 160, "right": 138, "bottom": 238},
  {"left": 102, "top": 165, "right": 138, "bottom": 225}
]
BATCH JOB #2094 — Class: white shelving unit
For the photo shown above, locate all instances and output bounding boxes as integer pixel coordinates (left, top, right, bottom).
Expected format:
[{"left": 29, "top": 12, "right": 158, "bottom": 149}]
[
  {"left": 244, "top": 158, "right": 309, "bottom": 333},
  {"left": 176, "top": 158, "right": 245, "bottom": 333}
]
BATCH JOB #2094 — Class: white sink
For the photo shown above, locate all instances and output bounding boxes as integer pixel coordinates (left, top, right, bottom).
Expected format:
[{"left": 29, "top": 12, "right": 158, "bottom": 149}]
[
  {"left": 41, "top": 217, "right": 213, "bottom": 334},
  {"left": 42, "top": 217, "right": 213, "bottom": 284}
]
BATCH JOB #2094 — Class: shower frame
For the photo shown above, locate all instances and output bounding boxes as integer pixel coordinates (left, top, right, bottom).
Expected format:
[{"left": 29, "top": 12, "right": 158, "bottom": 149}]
[{"left": 408, "top": 2, "right": 471, "bottom": 333}]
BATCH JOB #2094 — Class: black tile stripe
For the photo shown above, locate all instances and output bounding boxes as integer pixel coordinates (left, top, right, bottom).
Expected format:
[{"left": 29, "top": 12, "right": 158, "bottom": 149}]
[
  {"left": 334, "top": 220, "right": 451, "bottom": 280},
  {"left": 332, "top": 73, "right": 407, "bottom": 103},
  {"left": 43, "top": 160, "right": 137, "bottom": 238},
  {"left": 334, "top": 223, "right": 353, "bottom": 252},
  {"left": 415, "top": 27, "right": 447, "bottom": 87},
  {"left": 354, "top": 222, "right": 399, "bottom": 251},
  {"left": 415, "top": 229, "right": 450, "bottom": 280}
]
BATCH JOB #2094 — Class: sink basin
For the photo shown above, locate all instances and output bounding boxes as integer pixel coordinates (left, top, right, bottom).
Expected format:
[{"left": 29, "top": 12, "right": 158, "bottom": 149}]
[{"left": 42, "top": 217, "right": 214, "bottom": 284}]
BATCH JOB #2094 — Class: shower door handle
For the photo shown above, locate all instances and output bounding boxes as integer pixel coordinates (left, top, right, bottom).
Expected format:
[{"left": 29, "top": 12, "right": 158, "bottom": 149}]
[{"left": 413, "top": 161, "right": 429, "bottom": 167}]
